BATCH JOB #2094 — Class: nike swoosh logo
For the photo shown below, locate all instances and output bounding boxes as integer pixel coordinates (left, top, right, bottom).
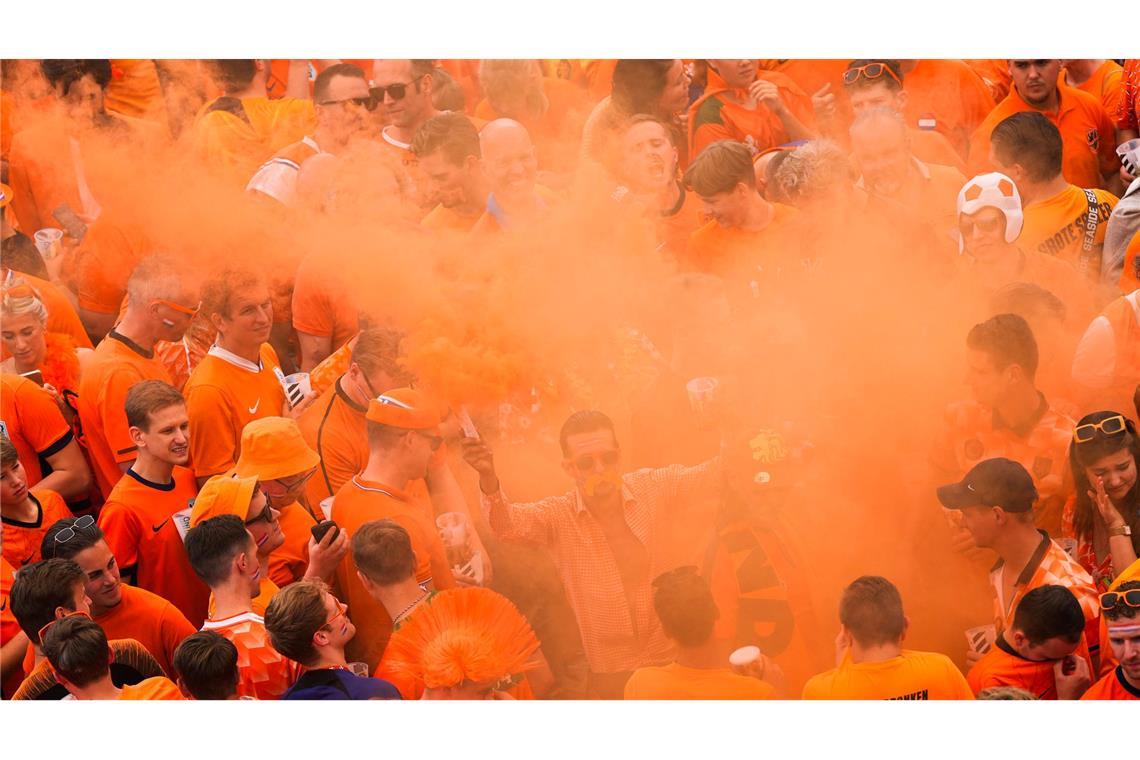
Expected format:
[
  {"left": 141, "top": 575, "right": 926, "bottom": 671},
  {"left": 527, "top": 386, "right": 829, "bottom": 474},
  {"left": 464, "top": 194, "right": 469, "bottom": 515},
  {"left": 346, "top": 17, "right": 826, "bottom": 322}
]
[
  {"left": 248, "top": 399, "right": 260, "bottom": 414},
  {"left": 152, "top": 519, "right": 169, "bottom": 533}
]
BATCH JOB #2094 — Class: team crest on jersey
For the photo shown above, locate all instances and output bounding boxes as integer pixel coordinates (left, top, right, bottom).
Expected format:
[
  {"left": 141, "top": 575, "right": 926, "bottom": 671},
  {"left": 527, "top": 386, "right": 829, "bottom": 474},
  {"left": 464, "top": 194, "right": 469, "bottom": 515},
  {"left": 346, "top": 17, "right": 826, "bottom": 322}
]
[
  {"left": 1086, "top": 129, "right": 1099, "bottom": 151},
  {"left": 1032, "top": 457, "right": 1052, "bottom": 479},
  {"left": 963, "top": 438, "right": 984, "bottom": 461}
]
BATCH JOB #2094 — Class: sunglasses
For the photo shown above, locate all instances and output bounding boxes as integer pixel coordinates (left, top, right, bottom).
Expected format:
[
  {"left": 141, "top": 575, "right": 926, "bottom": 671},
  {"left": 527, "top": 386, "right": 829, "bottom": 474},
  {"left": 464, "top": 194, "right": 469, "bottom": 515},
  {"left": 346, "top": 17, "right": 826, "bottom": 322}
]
[
  {"left": 53, "top": 515, "right": 95, "bottom": 547},
  {"left": 153, "top": 298, "right": 201, "bottom": 318},
  {"left": 369, "top": 74, "right": 426, "bottom": 103},
  {"left": 38, "top": 609, "right": 92, "bottom": 645},
  {"left": 321, "top": 599, "right": 349, "bottom": 633},
  {"left": 1074, "top": 415, "right": 1128, "bottom": 443},
  {"left": 572, "top": 450, "right": 620, "bottom": 473},
  {"left": 1100, "top": 589, "right": 1140, "bottom": 612},
  {"left": 318, "top": 95, "right": 378, "bottom": 112},
  {"left": 265, "top": 470, "right": 316, "bottom": 493},
  {"left": 245, "top": 495, "right": 274, "bottom": 526},
  {"left": 842, "top": 62, "right": 902, "bottom": 87},
  {"left": 958, "top": 215, "right": 1005, "bottom": 238}
]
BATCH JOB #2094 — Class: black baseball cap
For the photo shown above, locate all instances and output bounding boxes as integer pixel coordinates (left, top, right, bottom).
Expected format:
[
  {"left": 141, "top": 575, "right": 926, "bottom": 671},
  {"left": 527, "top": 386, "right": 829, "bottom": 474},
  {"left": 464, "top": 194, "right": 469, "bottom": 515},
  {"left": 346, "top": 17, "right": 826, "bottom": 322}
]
[{"left": 936, "top": 458, "right": 1037, "bottom": 513}]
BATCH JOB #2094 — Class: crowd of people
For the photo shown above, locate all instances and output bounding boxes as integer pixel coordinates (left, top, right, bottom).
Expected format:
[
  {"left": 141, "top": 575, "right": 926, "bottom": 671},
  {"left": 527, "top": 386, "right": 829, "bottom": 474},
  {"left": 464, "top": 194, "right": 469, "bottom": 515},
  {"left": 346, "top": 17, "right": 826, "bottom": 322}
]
[{"left": 1, "top": 57, "right": 1138, "bottom": 702}]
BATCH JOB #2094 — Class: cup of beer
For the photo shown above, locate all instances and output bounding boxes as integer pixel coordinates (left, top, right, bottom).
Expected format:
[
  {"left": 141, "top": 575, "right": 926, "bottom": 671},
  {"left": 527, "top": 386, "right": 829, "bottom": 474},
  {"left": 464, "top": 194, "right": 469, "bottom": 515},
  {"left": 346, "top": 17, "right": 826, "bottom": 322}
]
[
  {"left": 965, "top": 624, "right": 996, "bottom": 655},
  {"left": 283, "top": 372, "right": 312, "bottom": 409},
  {"left": 436, "top": 512, "right": 474, "bottom": 571},
  {"left": 34, "top": 228, "right": 64, "bottom": 261},
  {"left": 729, "top": 645, "right": 763, "bottom": 678}
]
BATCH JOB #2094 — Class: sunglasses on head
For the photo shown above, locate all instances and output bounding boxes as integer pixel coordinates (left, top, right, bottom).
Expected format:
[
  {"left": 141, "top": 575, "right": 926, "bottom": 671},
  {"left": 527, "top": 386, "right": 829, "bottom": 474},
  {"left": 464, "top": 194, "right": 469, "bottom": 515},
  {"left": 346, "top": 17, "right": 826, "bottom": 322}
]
[
  {"left": 318, "top": 95, "right": 378, "bottom": 112},
  {"left": 52, "top": 515, "right": 96, "bottom": 548},
  {"left": 1074, "top": 414, "right": 1128, "bottom": 444},
  {"left": 370, "top": 74, "right": 426, "bottom": 103},
  {"left": 572, "top": 450, "right": 620, "bottom": 472},
  {"left": 842, "top": 62, "right": 902, "bottom": 87},
  {"left": 1100, "top": 589, "right": 1140, "bottom": 612},
  {"left": 38, "top": 609, "right": 92, "bottom": 646}
]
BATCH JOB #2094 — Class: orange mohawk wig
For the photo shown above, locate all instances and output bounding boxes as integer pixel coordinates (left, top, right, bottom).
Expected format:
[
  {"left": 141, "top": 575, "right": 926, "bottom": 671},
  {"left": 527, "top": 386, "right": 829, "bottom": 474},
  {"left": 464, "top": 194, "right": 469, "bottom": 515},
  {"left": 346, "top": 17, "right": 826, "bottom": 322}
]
[{"left": 383, "top": 587, "right": 540, "bottom": 690}]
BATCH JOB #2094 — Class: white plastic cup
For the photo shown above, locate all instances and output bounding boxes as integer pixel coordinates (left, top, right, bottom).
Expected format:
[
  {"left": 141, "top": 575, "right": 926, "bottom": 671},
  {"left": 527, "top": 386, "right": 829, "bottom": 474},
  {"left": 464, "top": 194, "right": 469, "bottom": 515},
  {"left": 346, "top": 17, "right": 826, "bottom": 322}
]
[
  {"left": 965, "top": 624, "right": 996, "bottom": 655},
  {"left": 284, "top": 372, "right": 312, "bottom": 408},
  {"left": 436, "top": 512, "right": 475, "bottom": 574},
  {"left": 34, "top": 228, "right": 64, "bottom": 261},
  {"left": 348, "top": 661, "right": 370, "bottom": 678},
  {"left": 729, "top": 645, "right": 761, "bottom": 669}
]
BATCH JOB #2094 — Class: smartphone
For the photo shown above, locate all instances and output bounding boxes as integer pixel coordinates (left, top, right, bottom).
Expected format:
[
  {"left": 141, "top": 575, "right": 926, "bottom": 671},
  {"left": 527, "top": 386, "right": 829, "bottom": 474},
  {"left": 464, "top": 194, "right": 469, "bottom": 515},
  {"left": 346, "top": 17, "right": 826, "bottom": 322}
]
[
  {"left": 20, "top": 369, "right": 45, "bottom": 387},
  {"left": 457, "top": 406, "right": 479, "bottom": 439},
  {"left": 52, "top": 204, "right": 88, "bottom": 242},
  {"left": 311, "top": 520, "right": 339, "bottom": 544}
]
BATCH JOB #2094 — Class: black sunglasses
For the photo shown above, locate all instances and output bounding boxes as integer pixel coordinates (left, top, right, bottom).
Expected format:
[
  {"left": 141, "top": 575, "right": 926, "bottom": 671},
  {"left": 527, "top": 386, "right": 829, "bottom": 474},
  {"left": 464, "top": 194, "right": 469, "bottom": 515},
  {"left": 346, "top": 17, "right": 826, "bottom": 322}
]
[
  {"left": 370, "top": 74, "right": 426, "bottom": 103},
  {"left": 244, "top": 493, "right": 274, "bottom": 526},
  {"left": 318, "top": 95, "right": 378, "bottom": 112}
]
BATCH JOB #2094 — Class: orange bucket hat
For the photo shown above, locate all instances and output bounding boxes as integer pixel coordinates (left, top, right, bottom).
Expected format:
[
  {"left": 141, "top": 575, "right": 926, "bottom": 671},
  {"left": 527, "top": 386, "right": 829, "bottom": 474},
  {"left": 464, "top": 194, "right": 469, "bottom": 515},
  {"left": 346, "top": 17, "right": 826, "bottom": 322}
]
[
  {"left": 190, "top": 474, "right": 259, "bottom": 527},
  {"left": 233, "top": 416, "right": 320, "bottom": 480}
]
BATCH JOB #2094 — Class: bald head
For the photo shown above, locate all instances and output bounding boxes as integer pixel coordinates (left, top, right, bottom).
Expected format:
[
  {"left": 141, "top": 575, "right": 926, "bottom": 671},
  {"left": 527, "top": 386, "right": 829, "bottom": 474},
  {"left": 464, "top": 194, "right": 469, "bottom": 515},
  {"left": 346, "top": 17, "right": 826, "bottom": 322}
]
[
  {"left": 850, "top": 107, "right": 908, "bottom": 145},
  {"left": 480, "top": 119, "right": 538, "bottom": 207}
]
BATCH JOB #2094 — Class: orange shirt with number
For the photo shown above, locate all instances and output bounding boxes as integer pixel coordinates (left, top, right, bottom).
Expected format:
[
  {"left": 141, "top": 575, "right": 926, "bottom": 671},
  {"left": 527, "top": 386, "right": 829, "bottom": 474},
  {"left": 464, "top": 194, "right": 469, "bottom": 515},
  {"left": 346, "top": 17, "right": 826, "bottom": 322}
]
[
  {"left": 1, "top": 374, "right": 74, "bottom": 487},
  {"left": 200, "top": 611, "right": 296, "bottom": 700},
  {"left": 1020, "top": 185, "right": 1118, "bottom": 279},
  {"left": 96, "top": 584, "right": 196, "bottom": 678},
  {"left": 77, "top": 332, "right": 174, "bottom": 498},
  {"left": 2, "top": 489, "right": 71, "bottom": 569},
  {"left": 183, "top": 344, "right": 287, "bottom": 480},
  {"left": 97, "top": 466, "right": 210, "bottom": 627},
  {"left": 802, "top": 649, "right": 974, "bottom": 700}
]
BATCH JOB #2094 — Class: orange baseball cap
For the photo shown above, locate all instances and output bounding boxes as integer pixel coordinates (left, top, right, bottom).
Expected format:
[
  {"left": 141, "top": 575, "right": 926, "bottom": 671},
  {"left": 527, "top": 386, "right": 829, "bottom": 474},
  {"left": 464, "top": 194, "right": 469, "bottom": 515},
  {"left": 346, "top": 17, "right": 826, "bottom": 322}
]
[
  {"left": 190, "top": 474, "right": 259, "bottom": 527},
  {"left": 0, "top": 183, "right": 12, "bottom": 209},
  {"left": 233, "top": 417, "right": 321, "bottom": 480},
  {"left": 365, "top": 388, "right": 441, "bottom": 430}
]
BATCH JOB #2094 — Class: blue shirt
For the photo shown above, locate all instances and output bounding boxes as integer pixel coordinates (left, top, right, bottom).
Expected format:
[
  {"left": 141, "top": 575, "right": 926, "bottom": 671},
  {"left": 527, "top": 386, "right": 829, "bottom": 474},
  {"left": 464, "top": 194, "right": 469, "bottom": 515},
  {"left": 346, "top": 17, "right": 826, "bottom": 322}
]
[{"left": 283, "top": 668, "right": 402, "bottom": 701}]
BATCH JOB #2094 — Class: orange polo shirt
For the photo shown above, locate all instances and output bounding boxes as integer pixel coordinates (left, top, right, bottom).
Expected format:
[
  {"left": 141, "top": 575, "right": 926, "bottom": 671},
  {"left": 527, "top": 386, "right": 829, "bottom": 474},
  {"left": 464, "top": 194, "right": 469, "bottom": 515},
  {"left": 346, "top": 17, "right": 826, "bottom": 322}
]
[
  {"left": 298, "top": 377, "right": 368, "bottom": 507},
  {"left": 77, "top": 331, "right": 174, "bottom": 498},
  {"left": 1, "top": 374, "right": 74, "bottom": 488},
  {"left": 624, "top": 663, "right": 776, "bottom": 700},
  {"left": 969, "top": 84, "right": 1120, "bottom": 189},
  {"left": 1068, "top": 60, "right": 1124, "bottom": 122},
  {"left": 902, "top": 60, "right": 995, "bottom": 161},
  {"left": 2, "top": 489, "right": 71, "bottom": 569},
  {"left": 683, "top": 202, "right": 801, "bottom": 282},
  {"left": 332, "top": 476, "right": 455, "bottom": 670},
  {"left": 802, "top": 649, "right": 974, "bottom": 700},
  {"left": 183, "top": 343, "right": 287, "bottom": 479},
  {"left": 96, "top": 584, "right": 196, "bottom": 678},
  {"left": 97, "top": 466, "right": 210, "bottom": 627},
  {"left": 1081, "top": 667, "right": 1140, "bottom": 700},
  {"left": 1020, "top": 185, "right": 1118, "bottom": 278},
  {"left": 118, "top": 675, "right": 184, "bottom": 700}
]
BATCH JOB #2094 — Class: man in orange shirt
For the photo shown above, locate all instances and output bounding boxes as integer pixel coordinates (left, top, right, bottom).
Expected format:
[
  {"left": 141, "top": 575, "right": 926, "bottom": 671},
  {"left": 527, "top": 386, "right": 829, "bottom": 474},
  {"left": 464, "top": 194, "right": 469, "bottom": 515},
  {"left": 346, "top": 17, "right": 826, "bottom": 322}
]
[
  {"left": 1064, "top": 60, "right": 1124, "bottom": 123},
  {"left": 969, "top": 60, "right": 1120, "bottom": 192},
  {"left": 801, "top": 576, "right": 974, "bottom": 700},
  {"left": 471, "top": 119, "right": 556, "bottom": 235},
  {"left": 1071, "top": 289, "right": 1140, "bottom": 418},
  {"left": 247, "top": 63, "right": 372, "bottom": 208},
  {"left": 841, "top": 60, "right": 965, "bottom": 171},
  {"left": 989, "top": 111, "right": 1118, "bottom": 279},
  {"left": 1082, "top": 581, "right": 1140, "bottom": 699},
  {"left": 96, "top": 380, "right": 208, "bottom": 626},
  {"left": 0, "top": 553, "right": 28, "bottom": 697},
  {"left": 967, "top": 584, "right": 1092, "bottom": 699},
  {"left": 184, "top": 514, "right": 297, "bottom": 699},
  {"left": 1, "top": 374, "right": 91, "bottom": 503},
  {"left": 41, "top": 614, "right": 182, "bottom": 700},
  {"left": 77, "top": 255, "right": 196, "bottom": 498},
  {"left": 372, "top": 59, "right": 443, "bottom": 205},
  {"left": 682, "top": 139, "right": 801, "bottom": 286},
  {"left": 689, "top": 60, "right": 815, "bottom": 161},
  {"left": 894, "top": 59, "right": 994, "bottom": 161},
  {"left": 184, "top": 268, "right": 291, "bottom": 485},
  {"left": 2, "top": 435, "right": 71, "bottom": 568},
  {"left": 332, "top": 388, "right": 456, "bottom": 669},
  {"left": 412, "top": 112, "right": 489, "bottom": 233},
  {"left": 191, "top": 60, "right": 315, "bottom": 185},
  {"left": 42, "top": 516, "right": 195, "bottom": 678},
  {"left": 625, "top": 566, "right": 776, "bottom": 700}
]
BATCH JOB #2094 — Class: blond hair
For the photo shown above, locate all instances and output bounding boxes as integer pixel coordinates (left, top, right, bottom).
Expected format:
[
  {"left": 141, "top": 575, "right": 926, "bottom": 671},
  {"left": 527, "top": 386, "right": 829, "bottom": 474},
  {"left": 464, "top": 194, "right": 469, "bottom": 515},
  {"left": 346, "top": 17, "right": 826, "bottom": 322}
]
[{"left": 1, "top": 278, "right": 49, "bottom": 324}]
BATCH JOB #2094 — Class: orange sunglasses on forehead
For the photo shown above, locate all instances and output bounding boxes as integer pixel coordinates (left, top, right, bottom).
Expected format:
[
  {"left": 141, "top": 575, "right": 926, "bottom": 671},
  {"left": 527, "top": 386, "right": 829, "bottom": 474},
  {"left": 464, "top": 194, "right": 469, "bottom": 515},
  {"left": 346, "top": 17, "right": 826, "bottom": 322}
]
[
  {"left": 1073, "top": 415, "right": 1128, "bottom": 443},
  {"left": 153, "top": 298, "right": 200, "bottom": 317},
  {"left": 842, "top": 62, "right": 902, "bottom": 87}
]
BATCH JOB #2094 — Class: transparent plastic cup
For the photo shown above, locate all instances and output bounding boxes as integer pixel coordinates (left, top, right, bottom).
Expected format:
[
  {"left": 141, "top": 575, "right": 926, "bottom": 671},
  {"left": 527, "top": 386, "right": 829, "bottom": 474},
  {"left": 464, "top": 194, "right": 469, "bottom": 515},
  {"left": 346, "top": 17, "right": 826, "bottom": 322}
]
[{"left": 34, "top": 228, "right": 64, "bottom": 261}]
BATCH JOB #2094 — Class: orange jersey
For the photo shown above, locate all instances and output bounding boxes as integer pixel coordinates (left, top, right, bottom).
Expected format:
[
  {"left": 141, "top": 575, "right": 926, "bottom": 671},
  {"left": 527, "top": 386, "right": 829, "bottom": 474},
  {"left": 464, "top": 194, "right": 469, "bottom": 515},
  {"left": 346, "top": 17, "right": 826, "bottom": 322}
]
[
  {"left": 689, "top": 75, "right": 816, "bottom": 160},
  {"left": 105, "top": 60, "right": 168, "bottom": 127},
  {"left": 1068, "top": 61, "right": 1124, "bottom": 123},
  {"left": 118, "top": 675, "right": 184, "bottom": 700},
  {"left": 200, "top": 611, "right": 297, "bottom": 700},
  {"left": 267, "top": 501, "right": 317, "bottom": 587},
  {"left": 96, "top": 584, "right": 196, "bottom": 678},
  {"left": 183, "top": 343, "right": 287, "bottom": 479},
  {"left": 291, "top": 251, "right": 359, "bottom": 351},
  {"left": 1, "top": 374, "right": 74, "bottom": 487},
  {"left": 97, "top": 466, "right": 210, "bottom": 627},
  {"left": 624, "top": 662, "right": 775, "bottom": 700},
  {"left": 931, "top": 396, "right": 1075, "bottom": 535},
  {"left": 1081, "top": 667, "right": 1140, "bottom": 700},
  {"left": 298, "top": 377, "right": 367, "bottom": 506},
  {"left": 969, "top": 85, "right": 1119, "bottom": 190},
  {"left": 332, "top": 476, "right": 455, "bottom": 669},
  {"left": 77, "top": 332, "right": 174, "bottom": 498},
  {"left": 1020, "top": 185, "right": 1118, "bottom": 278},
  {"left": 902, "top": 60, "right": 995, "bottom": 160},
  {"left": 966, "top": 634, "right": 1089, "bottom": 699},
  {"left": 802, "top": 649, "right": 974, "bottom": 700},
  {"left": 191, "top": 96, "right": 315, "bottom": 184},
  {"left": 2, "top": 489, "right": 71, "bottom": 569},
  {"left": 683, "top": 202, "right": 802, "bottom": 283},
  {"left": 0, "top": 271, "right": 92, "bottom": 352}
]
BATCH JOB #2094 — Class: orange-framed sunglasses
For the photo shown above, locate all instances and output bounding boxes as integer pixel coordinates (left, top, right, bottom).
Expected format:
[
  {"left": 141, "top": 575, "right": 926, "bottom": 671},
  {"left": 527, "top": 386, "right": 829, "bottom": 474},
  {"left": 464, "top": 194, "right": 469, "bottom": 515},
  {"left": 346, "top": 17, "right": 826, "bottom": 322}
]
[
  {"left": 38, "top": 609, "right": 92, "bottom": 645},
  {"left": 321, "top": 599, "right": 349, "bottom": 633},
  {"left": 842, "top": 62, "right": 902, "bottom": 87},
  {"left": 1074, "top": 415, "right": 1128, "bottom": 443},
  {"left": 153, "top": 298, "right": 201, "bottom": 317},
  {"left": 1100, "top": 589, "right": 1140, "bottom": 612}
]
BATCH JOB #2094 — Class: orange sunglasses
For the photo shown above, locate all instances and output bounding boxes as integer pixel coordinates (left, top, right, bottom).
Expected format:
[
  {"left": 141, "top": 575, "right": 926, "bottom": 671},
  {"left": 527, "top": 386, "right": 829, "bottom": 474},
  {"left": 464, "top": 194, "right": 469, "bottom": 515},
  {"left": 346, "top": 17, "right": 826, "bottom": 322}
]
[
  {"left": 153, "top": 298, "right": 201, "bottom": 317},
  {"left": 38, "top": 609, "right": 92, "bottom": 645},
  {"left": 842, "top": 62, "right": 902, "bottom": 87}
]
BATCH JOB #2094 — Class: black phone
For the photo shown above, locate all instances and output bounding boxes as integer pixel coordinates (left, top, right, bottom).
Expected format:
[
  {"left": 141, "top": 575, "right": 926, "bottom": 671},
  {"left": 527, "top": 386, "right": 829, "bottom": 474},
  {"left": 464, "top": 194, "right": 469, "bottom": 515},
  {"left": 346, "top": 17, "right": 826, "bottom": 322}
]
[
  {"left": 20, "top": 369, "right": 45, "bottom": 387},
  {"left": 311, "top": 520, "right": 339, "bottom": 544},
  {"left": 52, "top": 204, "right": 88, "bottom": 242}
]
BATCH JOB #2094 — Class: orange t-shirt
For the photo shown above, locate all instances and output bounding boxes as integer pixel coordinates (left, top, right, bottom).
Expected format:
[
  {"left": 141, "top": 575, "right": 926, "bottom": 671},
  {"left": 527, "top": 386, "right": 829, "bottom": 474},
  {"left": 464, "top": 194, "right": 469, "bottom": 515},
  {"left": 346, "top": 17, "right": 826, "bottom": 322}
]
[
  {"left": 902, "top": 59, "right": 995, "bottom": 161},
  {"left": 859, "top": 159, "right": 965, "bottom": 255},
  {"left": 291, "top": 252, "right": 359, "bottom": 352},
  {"left": 96, "top": 584, "right": 196, "bottom": 679},
  {"left": 624, "top": 662, "right": 775, "bottom": 700},
  {"left": 1020, "top": 185, "right": 1118, "bottom": 278},
  {"left": 1081, "top": 667, "right": 1140, "bottom": 700},
  {"left": 200, "top": 611, "right": 297, "bottom": 700},
  {"left": 969, "top": 84, "right": 1120, "bottom": 190},
  {"left": 965, "top": 59, "right": 1013, "bottom": 104},
  {"left": 1120, "top": 231, "right": 1140, "bottom": 293},
  {"left": 118, "top": 675, "right": 185, "bottom": 700},
  {"left": 967, "top": 633, "right": 1093, "bottom": 699},
  {"left": 97, "top": 466, "right": 210, "bottom": 627},
  {"left": 802, "top": 649, "right": 974, "bottom": 700},
  {"left": 0, "top": 270, "right": 93, "bottom": 351},
  {"left": 191, "top": 95, "right": 315, "bottom": 184},
  {"left": 76, "top": 332, "right": 174, "bottom": 498},
  {"left": 421, "top": 203, "right": 483, "bottom": 233},
  {"left": 298, "top": 377, "right": 367, "bottom": 507},
  {"left": 105, "top": 60, "right": 168, "bottom": 126},
  {"left": 2, "top": 489, "right": 71, "bottom": 569},
  {"left": 183, "top": 343, "right": 286, "bottom": 479},
  {"left": 689, "top": 74, "right": 816, "bottom": 160},
  {"left": 761, "top": 59, "right": 852, "bottom": 139},
  {"left": 1068, "top": 60, "right": 1124, "bottom": 123},
  {"left": 72, "top": 215, "right": 147, "bottom": 316},
  {"left": 0, "top": 555, "right": 23, "bottom": 698},
  {"left": 267, "top": 501, "right": 317, "bottom": 587},
  {"left": 332, "top": 476, "right": 456, "bottom": 670},
  {"left": 0, "top": 374, "right": 74, "bottom": 487},
  {"left": 683, "top": 202, "right": 802, "bottom": 282}
]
